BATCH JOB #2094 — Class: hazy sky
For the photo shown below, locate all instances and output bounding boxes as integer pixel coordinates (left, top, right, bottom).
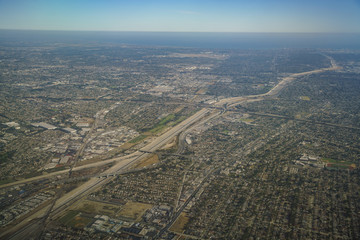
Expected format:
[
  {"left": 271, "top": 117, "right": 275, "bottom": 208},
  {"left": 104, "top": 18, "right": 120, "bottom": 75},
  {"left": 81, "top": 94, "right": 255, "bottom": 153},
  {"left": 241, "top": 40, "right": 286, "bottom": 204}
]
[{"left": 0, "top": 0, "right": 360, "bottom": 32}]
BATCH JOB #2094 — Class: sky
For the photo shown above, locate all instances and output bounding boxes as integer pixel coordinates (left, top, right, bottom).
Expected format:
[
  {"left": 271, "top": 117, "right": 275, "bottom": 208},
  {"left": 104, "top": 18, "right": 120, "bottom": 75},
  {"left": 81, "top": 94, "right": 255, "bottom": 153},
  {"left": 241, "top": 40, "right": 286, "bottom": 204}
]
[{"left": 0, "top": 0, "right": 360, "bottom": 33}]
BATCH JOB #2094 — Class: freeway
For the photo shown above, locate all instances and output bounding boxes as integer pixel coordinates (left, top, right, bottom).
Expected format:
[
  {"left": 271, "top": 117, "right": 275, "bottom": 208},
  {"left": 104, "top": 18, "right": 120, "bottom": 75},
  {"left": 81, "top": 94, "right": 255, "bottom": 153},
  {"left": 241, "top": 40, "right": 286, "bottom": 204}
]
[
  {"left": 0, "top": 151, "right": 142, "bottom": 189},
  {"left": 140, "top": 109, "right": 210, "bottom": 153},
  {"left": 1, "top": 57, "right": 340, "bottom": 239},
  {"left": 1, "top": 107, "right": 213, "bottom": 240},
  {"left": 1, "top": 177, "right": 109, "bottom": 240},
  {"left": 0, "top": 110, "right": 211, "bottom": 190},
  {"left": 1, "top": 57, "right": 339, "bottom": 190},
  {"left": 216, "top": 60, "right": 340, "bottom": 108}
]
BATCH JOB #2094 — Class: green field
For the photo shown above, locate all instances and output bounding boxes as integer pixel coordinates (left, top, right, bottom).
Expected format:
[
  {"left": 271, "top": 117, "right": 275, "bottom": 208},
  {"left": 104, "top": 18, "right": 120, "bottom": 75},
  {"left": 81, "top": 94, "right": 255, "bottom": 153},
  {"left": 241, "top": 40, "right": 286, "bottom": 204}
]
[
  {"left": 300, "top": 96, "right": 311, "bottom": 101},
  {"left": 169, "top": 116, "right": 187, "bottom": 126},
  {"left": 118, "top": 201, "right": 152, "bottom": 221},
  {"left": 159, "top": 114, "right": 176, "bottom": 125},
  {"left": 149, "top": 114, "right": 176, "bottom": 134},
  {"left": 240, "top": 118, "right": 254, "bottom": 123},
  {"left": 59, "top": 210, "right": 80, "bottom": 224},
  {"left": 73, "top": 199, "right": 122, "bottom": 217},
  {"left": 148, "top": 113, "right": 188, "bottom": 134},
  {"left": 67, "top": 215, "right": 93, "bottom": 228},
  {"left": 59, "top": 210, "right": 93, "bottom": 228},
  {"left": 129, "top": 134, "right": 147, "bottom": 143},
  {"left": 322, "top": 158, "right": 356, "bottom": 170}
]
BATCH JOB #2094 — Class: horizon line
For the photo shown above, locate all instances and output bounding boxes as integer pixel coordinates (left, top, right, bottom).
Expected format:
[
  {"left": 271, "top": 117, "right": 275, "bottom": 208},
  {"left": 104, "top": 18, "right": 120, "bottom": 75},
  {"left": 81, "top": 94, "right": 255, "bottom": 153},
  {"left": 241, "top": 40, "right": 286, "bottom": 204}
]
[{"left": 1, "top": 28, "right": 360, "bottom": 35}]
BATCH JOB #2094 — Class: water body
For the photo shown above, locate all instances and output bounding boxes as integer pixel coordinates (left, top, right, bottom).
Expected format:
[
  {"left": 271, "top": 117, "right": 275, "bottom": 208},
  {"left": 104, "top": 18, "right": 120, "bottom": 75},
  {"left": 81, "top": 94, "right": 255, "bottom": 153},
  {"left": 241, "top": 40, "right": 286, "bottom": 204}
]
[{"left": 1, "top": 30, "right": 360, "bottom": 50}]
